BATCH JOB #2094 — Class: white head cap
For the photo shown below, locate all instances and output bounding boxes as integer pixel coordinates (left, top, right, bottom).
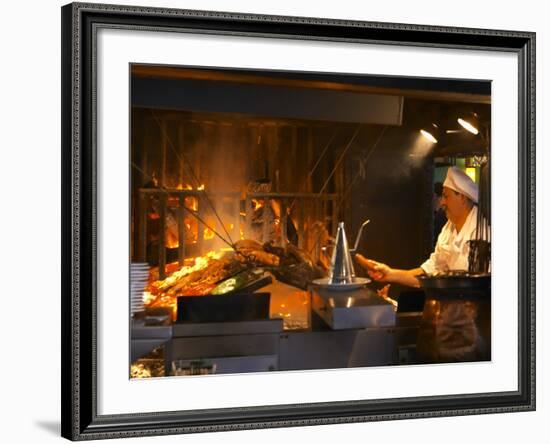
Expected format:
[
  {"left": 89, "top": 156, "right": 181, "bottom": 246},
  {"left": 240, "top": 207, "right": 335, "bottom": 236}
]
[{"left": 443, "top": 166, "right": 478, "bottom": 203}]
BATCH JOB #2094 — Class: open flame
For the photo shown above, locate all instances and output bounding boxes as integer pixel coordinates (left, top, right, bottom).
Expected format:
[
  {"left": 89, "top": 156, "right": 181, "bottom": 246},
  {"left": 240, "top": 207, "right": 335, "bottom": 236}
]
[
  {"left": 185, "top": 197, "right": 198, "bottom": 211},
  {"left": 166, "top": 236, "right": 179, "bottom": 249},
  {"left": 145, "top": 250, "right": 225, "bottom": 320},
  {"left": 203, "top": 227, "right": 215, "bottom": 240},
  {"left": 251, "top": 198, "right": 264, "bottom": 211}
]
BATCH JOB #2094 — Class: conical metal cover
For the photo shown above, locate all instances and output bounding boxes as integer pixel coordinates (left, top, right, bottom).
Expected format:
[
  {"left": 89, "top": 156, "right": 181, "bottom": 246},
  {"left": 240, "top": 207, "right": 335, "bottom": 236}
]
[{"left": 329, "top": 222, "right": 356, "bottom": 284}]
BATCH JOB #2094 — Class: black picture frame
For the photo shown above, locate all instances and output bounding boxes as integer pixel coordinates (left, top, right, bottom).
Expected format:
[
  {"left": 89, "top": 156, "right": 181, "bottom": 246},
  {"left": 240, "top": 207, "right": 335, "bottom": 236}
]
[{"left": 61, "top": 2, "right": 536, "bottom": 440}]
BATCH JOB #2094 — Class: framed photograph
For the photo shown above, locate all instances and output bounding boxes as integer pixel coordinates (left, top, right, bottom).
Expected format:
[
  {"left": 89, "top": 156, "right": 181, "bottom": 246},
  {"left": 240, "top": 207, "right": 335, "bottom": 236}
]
[{"left": 61, "top": 2, "right": 535, "bottom": 440}]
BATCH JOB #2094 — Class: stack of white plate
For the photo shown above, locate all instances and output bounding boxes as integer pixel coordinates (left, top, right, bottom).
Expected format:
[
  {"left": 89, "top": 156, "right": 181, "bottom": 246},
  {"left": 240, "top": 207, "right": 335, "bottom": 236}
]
[{"left": 130, "top": 262, "right": 150, "bottom": 315}]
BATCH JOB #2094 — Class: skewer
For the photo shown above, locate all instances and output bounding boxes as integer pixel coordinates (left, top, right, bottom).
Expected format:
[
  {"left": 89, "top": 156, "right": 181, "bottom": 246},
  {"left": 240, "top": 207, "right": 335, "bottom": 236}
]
[
  {"left": 131, "top": 162, "right": 233, "bottom": 250},
  {"left": 150, "top": 110, "right": 236, "bottom": 248},
  {"left": 334, "top": 126, "right": 388, "bottom": 217},
  {"left": 308, "top": 126, "right": 386, "bottom": 255}
]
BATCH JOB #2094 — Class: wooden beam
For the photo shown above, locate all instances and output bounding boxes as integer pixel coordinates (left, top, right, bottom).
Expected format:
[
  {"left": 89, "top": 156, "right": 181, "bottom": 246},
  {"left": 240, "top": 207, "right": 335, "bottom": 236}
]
[
  {"left": 138, "top": 192, "right": 148, "bottom": 262},
  {"left": 158, "top": 194, "right": 167, "bottom": 279},
  {"left": 280, "top": 199, "right": 288, "bottom": 248},
  {"left": 177, "top": 195, "right": 186, "bottom": 266},
  {"left": 131, "top": 64, "right": 491, "bottom": 104}
]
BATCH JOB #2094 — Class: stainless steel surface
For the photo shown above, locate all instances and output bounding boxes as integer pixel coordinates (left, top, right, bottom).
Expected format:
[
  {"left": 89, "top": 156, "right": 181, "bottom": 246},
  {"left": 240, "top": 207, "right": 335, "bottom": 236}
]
[
  {"left": 311, "top": 276, "right": 370, "bottom": 290},
  {"left": 317, "top": 221, "right": 372, "bottom": 290},
  {"left": 172, "top": 355, "right": 278, "bottom": 375},
  {"left": 349, "top": 219, "right": 370, "bottom": 253},
  {"left": 311, "top": 286, "right": 396, "bottom": 330},
  {"left": 169, "top": 334, "right": 281, "bottom": 360},
  {"left": 131, "top": 322, "right": 172, "bottom": 362},
  {"left": 172, "top": 319, "right": 283, "bottom": 337},
  {"left": 347, "top": 328, "right": 396, "bottom": 367},
  {"left": 167, "top": 318, "right": 284, "bottom": 375},
  {"left": 329, "top": 222, "right": 355, "bottom": 284}
]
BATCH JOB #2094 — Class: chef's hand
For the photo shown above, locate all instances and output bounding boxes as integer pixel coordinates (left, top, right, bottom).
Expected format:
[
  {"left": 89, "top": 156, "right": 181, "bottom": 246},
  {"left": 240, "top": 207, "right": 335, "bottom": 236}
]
[{"left": 355, "top": 254, "right": 393, "bottom": 282}]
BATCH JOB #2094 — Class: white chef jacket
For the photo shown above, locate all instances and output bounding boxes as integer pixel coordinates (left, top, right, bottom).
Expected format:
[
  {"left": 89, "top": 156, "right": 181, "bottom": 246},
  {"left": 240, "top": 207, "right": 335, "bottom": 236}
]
[{"left": 421, "top": 206, "right": 487, "bottom": 274}]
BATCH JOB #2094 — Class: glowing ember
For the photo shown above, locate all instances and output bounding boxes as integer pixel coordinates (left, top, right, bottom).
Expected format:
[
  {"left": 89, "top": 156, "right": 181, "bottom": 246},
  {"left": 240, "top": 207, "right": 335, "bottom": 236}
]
[
  {"left": 251, "top": 199, "right": 264, "bottom": 211},
  {"left": 203, "top": 227, "right": 215, "bottom": 240},
  {"left": 185, "top": 197, "right": 198, "bottom": 211},
  {"left": 145, "top": 250, "right": 225, "bottom": 320},
  {"left": 142, "top": 291, "right": 154, "bottom": 305},
  {"left": 166, "top": 237, "right": 179, "bottom": 249},
  {"left": 131, "top": 363, "right": 152, "bottom": 378}
]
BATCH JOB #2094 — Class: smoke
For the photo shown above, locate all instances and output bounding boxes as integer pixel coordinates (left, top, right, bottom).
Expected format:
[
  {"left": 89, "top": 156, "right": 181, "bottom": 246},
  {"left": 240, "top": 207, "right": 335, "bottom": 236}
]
[{"left": 379, "top": 131, "right": 435, "bottom": 183}]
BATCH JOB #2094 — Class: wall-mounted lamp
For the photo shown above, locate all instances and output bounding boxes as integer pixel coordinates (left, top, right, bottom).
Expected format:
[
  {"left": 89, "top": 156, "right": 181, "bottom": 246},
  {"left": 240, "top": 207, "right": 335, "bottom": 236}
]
[{"left": 420, "top": 123, "right": 439, "bottom": 143}]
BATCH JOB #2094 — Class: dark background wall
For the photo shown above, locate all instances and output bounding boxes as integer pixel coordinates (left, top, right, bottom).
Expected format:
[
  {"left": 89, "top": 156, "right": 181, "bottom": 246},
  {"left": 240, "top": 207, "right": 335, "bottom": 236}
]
[{"left": 131, "top": 68, "right": 489, "bottom": 298}]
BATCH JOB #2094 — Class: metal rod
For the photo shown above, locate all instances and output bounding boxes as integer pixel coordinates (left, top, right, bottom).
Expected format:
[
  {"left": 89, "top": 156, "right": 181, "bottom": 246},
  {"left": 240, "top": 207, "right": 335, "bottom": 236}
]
[
  {"left": 158, "top": 193, "right": 167, "bottom": 280},
  {"left": 131, "top": 161, "right": 233, "bottom": 250},
  {"left": 308, "top": 126, "right": 385, "bottom": 255},
  {"left": 245, "top": 195, "right": 253, "bottom": 240},
  {"left": 318, "top": 125, "right": 361, "bottom": 196},
  {"left": 138, "top": 192, "right": 148, "bottom": 262},
  {"left": 177, "top": 195, "right": 186, "bottom": 266},
  {"left": 248, "top": 192, "right": 337, "bottom": 199},
  {"left": 288, "top": 129, "right": 338, "bottom": 213},
  {"left": 186, "top": 206, "right": 235, "bottom": 250},
  {"left": 280, "top": 198, "right": 288, "bottom": 247},
  {"left": 262, "top": 199, "right": 270, "bottom": 243},
  {"left": 350, "top": 219, "right": 370, "bottom": 252},
  {"left": 298, "top": 198, "right": 305, "bottom": 249},
  {"left": 309, "top": 130, "right": 338, "bottom": 184},
  {"left": 335, "top": 126, "right": 388, "bottom": 217},
  {"left": 150, "top": 110, "right": 235, "bottom": 247}
]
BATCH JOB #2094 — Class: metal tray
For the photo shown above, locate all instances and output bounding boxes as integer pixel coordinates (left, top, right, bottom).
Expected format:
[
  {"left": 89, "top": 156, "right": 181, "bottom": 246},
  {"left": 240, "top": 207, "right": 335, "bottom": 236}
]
[{"left": 311, "top": 277, "right": 370, "bottom": 291}]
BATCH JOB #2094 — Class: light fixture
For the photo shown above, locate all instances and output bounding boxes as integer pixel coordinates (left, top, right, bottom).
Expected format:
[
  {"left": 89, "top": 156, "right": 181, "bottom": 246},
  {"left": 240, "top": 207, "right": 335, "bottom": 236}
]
[
  {"left": 465, "top": 167, "right": 477, "bottom": 183},
  {"left": 420, "top": 123, "right": 439, "bottom": 143},
  {"left": 457, "top": 113, "right": 480, "bottom": 135}
]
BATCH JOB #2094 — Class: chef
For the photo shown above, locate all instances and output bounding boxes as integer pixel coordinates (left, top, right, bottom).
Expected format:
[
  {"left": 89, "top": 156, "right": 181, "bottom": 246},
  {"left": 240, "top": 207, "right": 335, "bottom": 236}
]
[{"left": 355, "top": 166, "right": 482, "bottom": 287}]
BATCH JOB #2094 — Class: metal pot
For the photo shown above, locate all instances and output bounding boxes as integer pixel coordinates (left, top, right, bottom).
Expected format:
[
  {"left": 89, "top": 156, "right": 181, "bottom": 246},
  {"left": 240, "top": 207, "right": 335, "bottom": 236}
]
[{"left": 416, "top": 273, "right": 491, "bottom": 363}]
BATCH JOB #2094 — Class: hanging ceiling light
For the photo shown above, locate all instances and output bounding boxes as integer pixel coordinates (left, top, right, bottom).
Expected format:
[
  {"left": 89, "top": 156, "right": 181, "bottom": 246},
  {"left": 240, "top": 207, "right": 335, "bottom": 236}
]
[
  {"left": 457, "top": 113, "right": 480, "bottom": 135},
  {"left": 420, "top": 123, "right": 439, "bottom": 143}
]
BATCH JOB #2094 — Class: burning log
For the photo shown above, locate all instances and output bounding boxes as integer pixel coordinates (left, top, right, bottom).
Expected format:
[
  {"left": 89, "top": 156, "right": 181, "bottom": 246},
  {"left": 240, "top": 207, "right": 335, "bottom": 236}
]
[{"left": 143, "top": 238, "right": 329, "bottom": 320}]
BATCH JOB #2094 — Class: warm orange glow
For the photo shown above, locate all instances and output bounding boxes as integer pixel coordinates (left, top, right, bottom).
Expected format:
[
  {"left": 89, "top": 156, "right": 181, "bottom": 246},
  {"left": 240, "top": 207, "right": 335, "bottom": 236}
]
[
  {"left": 144, "top": 250, "right": 225, "bottom": 320},
  {"left": 269, "top": 290, "right": 309, "bottom": 330},
  {"left": 197, "top": 184, "right": 205, "bottom": 191},
  {"left": 251, "top": 199, "right": 264, "bottom": 211},
  {"left": 166, "top": 239, "right": 179, "bottom": 249},
  {"left": 184, "top": 196, "right": 198, "bottom": 211},
  {"left": 142, "top": 291, "right": 154, "bottom": 305},
  {"left": 203, "top": 227, "right": 215, "bottom": 240}
]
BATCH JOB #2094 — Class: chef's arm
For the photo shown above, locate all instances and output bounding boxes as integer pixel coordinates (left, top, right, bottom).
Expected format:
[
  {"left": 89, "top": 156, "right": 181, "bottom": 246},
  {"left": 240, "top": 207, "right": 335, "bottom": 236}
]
[
  {"left": 355, "top": 254, "right": 423, "bottom": 288},
  {"left": 384, "top": 267, "right": 424, "bottom": 288}
]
